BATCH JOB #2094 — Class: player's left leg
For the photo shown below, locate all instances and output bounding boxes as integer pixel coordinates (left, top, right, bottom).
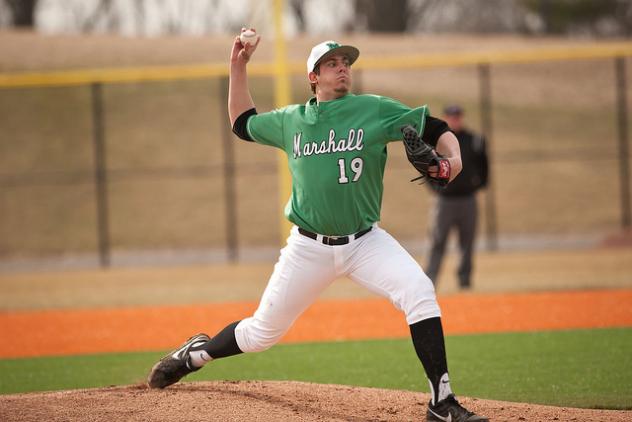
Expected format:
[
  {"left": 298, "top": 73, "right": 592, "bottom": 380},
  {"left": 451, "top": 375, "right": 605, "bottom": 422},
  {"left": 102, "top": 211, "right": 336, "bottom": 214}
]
[{"left": 346, "top": 227, "right": 487, "bottom": 421}]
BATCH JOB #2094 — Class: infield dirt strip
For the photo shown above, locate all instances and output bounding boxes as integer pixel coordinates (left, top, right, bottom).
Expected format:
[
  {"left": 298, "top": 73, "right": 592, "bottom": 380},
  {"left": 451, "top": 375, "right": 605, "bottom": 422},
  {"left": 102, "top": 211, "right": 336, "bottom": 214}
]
[{"left": 0, "top": 289, "right": 631, "bottom": 358}]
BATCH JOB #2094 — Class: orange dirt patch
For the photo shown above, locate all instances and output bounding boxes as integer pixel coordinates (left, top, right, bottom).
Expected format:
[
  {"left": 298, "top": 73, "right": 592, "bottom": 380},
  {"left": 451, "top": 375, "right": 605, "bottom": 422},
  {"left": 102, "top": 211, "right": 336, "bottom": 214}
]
[{"left": 1, "top": 289, "right": 630, "bottom": 359}]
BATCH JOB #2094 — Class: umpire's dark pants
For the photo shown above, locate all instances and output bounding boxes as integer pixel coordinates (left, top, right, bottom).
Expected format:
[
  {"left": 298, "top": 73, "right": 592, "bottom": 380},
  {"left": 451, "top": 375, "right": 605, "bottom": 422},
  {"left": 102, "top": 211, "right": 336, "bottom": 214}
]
[{"left": 425, "top": 194, "right": 477, "bottom": 288}]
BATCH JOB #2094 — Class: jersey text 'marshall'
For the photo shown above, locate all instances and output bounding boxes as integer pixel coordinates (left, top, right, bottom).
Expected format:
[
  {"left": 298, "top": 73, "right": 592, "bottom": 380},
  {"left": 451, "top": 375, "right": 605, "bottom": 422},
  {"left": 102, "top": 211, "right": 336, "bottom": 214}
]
[{"left": 293, "top": 128, "right": 365, "bottom": 159}]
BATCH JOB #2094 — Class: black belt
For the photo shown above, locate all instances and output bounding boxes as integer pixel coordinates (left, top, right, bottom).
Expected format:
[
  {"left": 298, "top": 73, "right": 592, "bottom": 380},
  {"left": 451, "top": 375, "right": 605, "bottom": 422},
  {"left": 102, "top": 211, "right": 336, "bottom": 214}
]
[{"left": 298, "top": 226, "right": 372, "bottom": 246}]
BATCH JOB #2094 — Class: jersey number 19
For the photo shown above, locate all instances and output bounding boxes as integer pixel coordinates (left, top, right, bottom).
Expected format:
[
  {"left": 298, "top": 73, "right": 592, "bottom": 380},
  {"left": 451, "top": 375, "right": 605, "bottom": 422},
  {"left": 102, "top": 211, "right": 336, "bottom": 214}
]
[{"left": 337, "top": 157, "right": 364, "bottom": 184}]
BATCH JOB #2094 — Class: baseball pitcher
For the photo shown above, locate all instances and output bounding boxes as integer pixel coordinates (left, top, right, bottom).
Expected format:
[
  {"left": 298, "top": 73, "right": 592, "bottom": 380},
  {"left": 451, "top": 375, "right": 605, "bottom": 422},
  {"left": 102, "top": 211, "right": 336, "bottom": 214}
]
[{"left": 147, "top": 31, "right": 488, "bottom": 422}]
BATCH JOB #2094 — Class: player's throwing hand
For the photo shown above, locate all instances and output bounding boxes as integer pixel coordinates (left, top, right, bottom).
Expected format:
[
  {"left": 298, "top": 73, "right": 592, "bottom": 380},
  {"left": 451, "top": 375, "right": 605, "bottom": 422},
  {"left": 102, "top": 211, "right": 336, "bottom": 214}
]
[{"left": 231, "top": 28, "right": 260, "bottom": 64}]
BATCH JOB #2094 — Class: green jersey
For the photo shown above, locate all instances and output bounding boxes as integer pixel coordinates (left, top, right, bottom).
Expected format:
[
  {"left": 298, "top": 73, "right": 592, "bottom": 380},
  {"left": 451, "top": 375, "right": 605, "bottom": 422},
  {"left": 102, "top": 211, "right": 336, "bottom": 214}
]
[{"left": 247, "top": 94, "right": 428, "bottom": 236}]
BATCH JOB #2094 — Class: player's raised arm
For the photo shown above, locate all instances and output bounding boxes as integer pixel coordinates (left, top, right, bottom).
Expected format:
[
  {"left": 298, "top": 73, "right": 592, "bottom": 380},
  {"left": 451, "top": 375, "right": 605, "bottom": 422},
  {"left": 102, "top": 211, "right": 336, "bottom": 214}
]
[{"left": 228, "top": 29, "right": 260, "bottom": 127}]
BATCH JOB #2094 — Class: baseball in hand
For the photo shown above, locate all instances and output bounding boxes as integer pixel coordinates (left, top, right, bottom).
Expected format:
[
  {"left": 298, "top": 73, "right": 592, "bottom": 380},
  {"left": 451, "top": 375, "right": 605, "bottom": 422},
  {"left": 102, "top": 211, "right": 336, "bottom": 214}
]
[{"left": 239, "top": 29, "right": 258, "bottom": 47}]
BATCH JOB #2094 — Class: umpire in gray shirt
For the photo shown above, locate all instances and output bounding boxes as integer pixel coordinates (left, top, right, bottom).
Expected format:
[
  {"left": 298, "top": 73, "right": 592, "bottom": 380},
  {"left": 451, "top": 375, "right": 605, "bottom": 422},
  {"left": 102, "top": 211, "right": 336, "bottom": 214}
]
[{"left": 426, "top": 105, "right": 489, "bottom": 290}]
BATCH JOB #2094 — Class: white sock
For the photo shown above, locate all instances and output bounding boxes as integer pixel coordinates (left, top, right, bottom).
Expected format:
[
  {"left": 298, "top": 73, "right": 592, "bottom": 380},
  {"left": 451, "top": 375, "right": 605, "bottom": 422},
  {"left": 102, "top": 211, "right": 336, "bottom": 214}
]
[
  {"left": 429, "top": 373, "right": 454, "bottom": 405},
  {"left": 189, "top": 350, "right": 212, "bottom": 368}
]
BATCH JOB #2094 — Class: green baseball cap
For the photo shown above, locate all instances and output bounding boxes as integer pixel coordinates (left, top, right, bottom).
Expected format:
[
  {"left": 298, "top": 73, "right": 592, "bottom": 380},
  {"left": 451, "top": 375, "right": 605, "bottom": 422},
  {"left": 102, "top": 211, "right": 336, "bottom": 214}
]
[{"left": 306, "top": 40, "right": 360, "bottom": 74}]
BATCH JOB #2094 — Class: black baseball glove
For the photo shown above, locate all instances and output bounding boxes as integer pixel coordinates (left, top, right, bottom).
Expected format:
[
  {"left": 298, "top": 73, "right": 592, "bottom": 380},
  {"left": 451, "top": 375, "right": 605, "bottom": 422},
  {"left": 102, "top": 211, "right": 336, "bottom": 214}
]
[{"left": 401, "top": 124, "right": 451, "bottom": 188}]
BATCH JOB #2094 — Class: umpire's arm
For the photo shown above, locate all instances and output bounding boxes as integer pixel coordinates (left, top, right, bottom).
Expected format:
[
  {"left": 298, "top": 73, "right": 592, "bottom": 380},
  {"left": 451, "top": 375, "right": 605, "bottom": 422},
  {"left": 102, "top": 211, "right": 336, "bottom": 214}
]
[{"left": 435, "top": 131, "right": 462, "bottom": 182}]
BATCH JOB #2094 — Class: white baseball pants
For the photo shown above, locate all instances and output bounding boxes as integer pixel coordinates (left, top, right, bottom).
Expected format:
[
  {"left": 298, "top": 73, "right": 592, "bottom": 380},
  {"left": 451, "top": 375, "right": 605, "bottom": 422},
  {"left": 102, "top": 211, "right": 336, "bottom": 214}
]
[{"left": 234, "top": 224, "right": 441, "bottom": 353}]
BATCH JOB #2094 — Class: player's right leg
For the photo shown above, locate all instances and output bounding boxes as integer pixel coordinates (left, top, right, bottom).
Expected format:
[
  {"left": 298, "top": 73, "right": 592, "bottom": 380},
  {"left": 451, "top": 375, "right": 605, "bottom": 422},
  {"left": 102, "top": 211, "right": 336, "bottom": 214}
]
[
  {"left": 147, "top": 322, "right": 241, "bottom": 389},
  {"left": 233, "top": 227, "right": 337, "bottom": 353},
  {"left": 147, "top": 226, "right": 336, "bottom": 388}
]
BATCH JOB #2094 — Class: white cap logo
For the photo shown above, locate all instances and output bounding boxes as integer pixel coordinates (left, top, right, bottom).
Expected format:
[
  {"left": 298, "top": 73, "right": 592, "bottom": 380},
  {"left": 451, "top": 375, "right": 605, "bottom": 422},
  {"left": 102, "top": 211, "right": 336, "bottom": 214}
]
[{"left": 306, "top": 40, "right": 360, "bottom": 75}]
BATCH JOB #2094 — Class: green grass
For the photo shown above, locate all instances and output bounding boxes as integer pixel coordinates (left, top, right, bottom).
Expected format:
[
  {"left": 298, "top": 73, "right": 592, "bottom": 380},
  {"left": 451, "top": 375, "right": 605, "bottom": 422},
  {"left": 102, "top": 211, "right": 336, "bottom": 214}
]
[{"left": 1, "top": 328, "right": 631, "bottom": 410}]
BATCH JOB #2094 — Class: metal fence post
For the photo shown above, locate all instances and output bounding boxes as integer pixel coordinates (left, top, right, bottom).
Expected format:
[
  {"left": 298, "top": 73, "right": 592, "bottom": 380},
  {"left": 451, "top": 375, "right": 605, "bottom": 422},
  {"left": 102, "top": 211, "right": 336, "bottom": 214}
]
[
  {"left": 478, "top": 63, "right": 499, "bottom": 251},
  {"left": 615, "top": 57, "right": 631, "bottom": 229},
  {"left": 219, "top": 76, "right": 238, "bottom": 262},
  {"left": 90, "top": 82, "right": 111, "bottom": 268}
]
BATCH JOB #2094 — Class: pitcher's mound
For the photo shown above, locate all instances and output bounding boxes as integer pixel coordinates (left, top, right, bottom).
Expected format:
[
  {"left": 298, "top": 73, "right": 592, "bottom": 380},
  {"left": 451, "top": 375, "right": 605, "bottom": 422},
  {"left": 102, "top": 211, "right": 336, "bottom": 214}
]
[{"left": 0, "top": 380, "right": 630, "bottom": 421}]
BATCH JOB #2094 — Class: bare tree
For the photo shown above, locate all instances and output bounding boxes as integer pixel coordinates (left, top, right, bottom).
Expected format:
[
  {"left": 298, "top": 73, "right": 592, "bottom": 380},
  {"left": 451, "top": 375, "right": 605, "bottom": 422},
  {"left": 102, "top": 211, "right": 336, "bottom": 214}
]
[
  {"left": 615, "top": 0, "right": 632, "bottom": 36},
  {"left": 82, "top": 0, "right": 115, "bottom": 32},
  {"left": 356, "top": 0, "right": 408, "bottom": 32},
  {"left": 290, "top": 0, "right": 305, "bottom": 32},
  {"left": 5, "top": 0, "right": 38, "bottom": 27},
  {"left": 133, "top": 0, "right": 145, "bottom": 36}
]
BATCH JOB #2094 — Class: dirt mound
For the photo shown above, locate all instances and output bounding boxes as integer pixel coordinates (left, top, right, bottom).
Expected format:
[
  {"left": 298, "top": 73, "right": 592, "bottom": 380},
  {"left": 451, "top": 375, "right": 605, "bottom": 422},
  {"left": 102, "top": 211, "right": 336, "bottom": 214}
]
[{"left": 1, "top": 380, "right": 629, "bottom": 422}]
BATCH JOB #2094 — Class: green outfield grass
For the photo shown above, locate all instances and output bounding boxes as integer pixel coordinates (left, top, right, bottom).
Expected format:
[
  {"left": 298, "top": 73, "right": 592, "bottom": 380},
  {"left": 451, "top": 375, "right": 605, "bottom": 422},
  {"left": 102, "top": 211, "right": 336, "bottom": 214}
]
[{"left": 1, "top": 328, "right": 631, "bottom": 410}]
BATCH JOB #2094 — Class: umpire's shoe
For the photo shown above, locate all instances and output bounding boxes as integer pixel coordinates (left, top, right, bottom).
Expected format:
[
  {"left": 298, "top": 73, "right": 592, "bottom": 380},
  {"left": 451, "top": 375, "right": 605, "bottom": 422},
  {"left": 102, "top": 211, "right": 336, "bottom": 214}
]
[
  {"left": 427, "top": 395, "right": 489, "bottom": 422},
  {"left": 147, "top": 333, "right": 210, "bottom": 389}
]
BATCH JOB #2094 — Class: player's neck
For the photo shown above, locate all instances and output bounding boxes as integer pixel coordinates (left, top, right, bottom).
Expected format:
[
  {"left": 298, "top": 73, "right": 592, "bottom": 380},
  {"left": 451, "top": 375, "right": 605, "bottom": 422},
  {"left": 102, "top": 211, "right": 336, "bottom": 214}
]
[{"left": 316, "top": 90, "right": 349, "bottom": 104}]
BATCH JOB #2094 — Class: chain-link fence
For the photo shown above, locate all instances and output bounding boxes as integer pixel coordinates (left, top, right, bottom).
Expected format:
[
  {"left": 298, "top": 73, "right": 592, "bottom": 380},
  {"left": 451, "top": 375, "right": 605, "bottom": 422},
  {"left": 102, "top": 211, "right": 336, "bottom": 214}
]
[{"left": 1, "top": 44, "right": 630, "bottom": 268}]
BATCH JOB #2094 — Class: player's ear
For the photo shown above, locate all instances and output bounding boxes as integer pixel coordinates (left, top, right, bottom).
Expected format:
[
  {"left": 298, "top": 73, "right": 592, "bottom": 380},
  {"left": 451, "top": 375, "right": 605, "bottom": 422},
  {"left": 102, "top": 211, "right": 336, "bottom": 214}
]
[{"left": 308, "top": 71, "right": 318, "bottom": 84}]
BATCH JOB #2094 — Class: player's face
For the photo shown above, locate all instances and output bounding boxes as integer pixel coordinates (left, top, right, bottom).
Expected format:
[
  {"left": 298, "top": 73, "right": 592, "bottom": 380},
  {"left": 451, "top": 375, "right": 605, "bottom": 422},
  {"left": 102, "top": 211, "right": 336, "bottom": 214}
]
[{"left": 312, "top": 54, "right": 352, "bottom": 100}]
